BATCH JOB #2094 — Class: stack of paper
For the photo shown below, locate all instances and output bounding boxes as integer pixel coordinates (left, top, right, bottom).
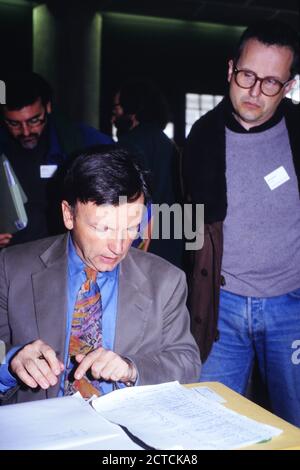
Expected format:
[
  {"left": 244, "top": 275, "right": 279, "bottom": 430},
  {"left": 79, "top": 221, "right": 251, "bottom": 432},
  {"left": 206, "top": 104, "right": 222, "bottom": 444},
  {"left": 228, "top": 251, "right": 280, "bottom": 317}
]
[
  {"left": 0, "top": 382, "right": 282, "bottom": 450},
  {"left": 92, "top": 381, "right": 282, "bottom": 450}
]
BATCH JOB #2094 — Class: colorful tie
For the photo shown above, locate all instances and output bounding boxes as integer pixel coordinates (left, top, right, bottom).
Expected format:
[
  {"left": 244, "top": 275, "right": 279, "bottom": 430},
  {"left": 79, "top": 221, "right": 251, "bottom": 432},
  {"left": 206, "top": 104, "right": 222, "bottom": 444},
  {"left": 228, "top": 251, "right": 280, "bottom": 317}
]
[{"left": 64, "top": 266, "right": 103, "bottom": 398}]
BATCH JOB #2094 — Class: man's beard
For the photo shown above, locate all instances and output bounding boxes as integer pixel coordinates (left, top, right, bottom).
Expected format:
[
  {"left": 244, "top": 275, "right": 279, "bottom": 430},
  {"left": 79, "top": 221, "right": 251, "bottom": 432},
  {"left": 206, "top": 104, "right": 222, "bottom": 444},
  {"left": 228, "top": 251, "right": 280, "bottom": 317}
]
[
  {"left": 114, "top": 115, "right": 135, "bottom": 139},
  {"left": 17, "top": 132, "right": 40, "bottom": 149}
]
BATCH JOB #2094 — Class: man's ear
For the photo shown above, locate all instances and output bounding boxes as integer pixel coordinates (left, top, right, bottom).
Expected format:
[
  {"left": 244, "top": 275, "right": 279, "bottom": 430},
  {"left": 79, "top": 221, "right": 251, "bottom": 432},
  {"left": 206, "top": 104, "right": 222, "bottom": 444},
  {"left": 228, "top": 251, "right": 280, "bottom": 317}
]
[
  {"left": 46, "top": 101, "right": 52, "bottom": 114},
  {"left": 61, "top": 200, "right": 74, "bottom": 230},
  {"left": 283, "top": 78, "right": 297, "bottom": 97},
  {"left": 129, "top": 113, "right": 139, "bottom": 129},
  {"left": 227, "top": 59, "right": 234, "bottom": 83}
]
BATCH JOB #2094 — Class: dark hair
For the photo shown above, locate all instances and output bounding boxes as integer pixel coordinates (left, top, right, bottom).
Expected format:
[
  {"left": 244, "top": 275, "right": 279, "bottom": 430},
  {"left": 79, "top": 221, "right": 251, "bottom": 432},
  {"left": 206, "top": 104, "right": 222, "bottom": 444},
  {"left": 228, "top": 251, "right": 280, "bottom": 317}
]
[
  {"left": 63, "top": 145, "right": 151, "bottom": 208},
  {"left": 118, "top": 79, "right": 170, "bottom": 129},
  {"left": 2, "top": 72, "right": 52, "bottom": 111},
  {"left": 235, "top": 20, "right": 299, "bottom": 78}
]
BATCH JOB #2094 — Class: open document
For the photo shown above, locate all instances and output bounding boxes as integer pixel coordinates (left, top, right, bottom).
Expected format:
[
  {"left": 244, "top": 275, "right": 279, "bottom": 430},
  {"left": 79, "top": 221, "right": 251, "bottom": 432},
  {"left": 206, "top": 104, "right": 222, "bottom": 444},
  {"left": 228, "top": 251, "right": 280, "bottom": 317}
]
[
  {"left": 0, "top": 393, "right": 141, "bottom": 450},
  {"left": 0, "top": 382, "right": 282, "bottom": 450},
  {"left": 92, "top": 381, "right": 282, "bottom": 450}
]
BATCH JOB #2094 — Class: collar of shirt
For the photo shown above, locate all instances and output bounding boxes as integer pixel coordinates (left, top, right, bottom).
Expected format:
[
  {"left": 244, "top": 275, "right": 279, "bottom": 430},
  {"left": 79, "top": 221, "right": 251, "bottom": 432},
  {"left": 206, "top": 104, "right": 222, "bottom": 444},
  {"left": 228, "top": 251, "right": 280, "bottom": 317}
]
[{"left": 68, "top": 235, "right": 118, "bottom": 283}]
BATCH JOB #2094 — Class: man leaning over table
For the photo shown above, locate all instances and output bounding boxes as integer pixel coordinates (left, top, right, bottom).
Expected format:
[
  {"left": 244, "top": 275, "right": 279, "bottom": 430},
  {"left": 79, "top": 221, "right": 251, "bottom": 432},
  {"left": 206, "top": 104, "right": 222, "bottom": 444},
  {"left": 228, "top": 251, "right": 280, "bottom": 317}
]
[{"left": 0, "top": 145, "right": 201, "bottom": 405}]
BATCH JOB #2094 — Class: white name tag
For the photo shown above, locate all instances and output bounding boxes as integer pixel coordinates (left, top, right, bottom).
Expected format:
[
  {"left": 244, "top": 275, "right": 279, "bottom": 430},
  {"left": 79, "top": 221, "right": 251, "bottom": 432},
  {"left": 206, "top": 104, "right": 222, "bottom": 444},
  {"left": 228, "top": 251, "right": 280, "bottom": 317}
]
[
  {"left": 40, "top": 164, "right": 58, "bottom": 179},
  {"left": 264, "top": 166, "right": 290, "bottom": 190}
]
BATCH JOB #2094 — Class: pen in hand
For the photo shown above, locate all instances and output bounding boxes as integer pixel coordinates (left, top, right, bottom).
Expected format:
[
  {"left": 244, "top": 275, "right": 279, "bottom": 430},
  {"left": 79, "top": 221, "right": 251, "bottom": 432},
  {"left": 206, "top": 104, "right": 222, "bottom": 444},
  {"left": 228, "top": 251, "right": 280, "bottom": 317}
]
[
  {"left": 37, "top": 350, "right": 64, "bottom": 377},
  {"left": 35, "top": 349, "right": 65, "bottom": 390},
  {"left": 9, "top": 340, "right": 64, "bottom": 390},
  {"left": 38, "top": 350, "right": 60, "bottom": 360}
]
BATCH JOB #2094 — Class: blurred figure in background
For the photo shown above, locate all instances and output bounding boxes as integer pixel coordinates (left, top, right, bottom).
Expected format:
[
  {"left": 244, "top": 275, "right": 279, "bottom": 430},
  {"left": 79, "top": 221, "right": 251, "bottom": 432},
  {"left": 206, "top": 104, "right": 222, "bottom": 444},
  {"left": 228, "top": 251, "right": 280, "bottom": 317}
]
[{"left": 112, "top": 79, "right": 183, "bottom": 268}]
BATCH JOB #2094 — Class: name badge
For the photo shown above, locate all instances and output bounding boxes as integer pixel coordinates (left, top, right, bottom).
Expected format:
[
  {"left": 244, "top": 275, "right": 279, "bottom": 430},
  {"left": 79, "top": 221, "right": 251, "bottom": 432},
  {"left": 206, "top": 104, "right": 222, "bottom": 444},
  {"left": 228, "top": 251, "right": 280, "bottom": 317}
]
[
  {"left": 264, "top": 166, "right": 290, "bottom": 190},
  {"left": 40, "top": 164, "right": 58, "bottom": 179}
]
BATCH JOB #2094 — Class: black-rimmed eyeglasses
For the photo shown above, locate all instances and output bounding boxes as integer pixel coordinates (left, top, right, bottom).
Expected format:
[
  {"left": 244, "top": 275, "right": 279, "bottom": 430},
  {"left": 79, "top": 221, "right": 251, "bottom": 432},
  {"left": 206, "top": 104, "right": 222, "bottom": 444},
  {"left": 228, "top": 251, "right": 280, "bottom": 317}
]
[
  {"left": 233, "top": 66, "right": 291, "bottom": 97},
  {"left": 4, "top": 109, "right": 47, "bottom": 130}
]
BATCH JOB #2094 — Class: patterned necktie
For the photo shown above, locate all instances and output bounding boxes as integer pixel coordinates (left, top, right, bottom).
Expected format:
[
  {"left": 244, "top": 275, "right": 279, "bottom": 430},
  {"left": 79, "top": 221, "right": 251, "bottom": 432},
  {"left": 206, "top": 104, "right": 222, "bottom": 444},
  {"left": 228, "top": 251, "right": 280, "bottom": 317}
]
[{"left": 64, "top": 266, "right": 103, "bottom": 398}]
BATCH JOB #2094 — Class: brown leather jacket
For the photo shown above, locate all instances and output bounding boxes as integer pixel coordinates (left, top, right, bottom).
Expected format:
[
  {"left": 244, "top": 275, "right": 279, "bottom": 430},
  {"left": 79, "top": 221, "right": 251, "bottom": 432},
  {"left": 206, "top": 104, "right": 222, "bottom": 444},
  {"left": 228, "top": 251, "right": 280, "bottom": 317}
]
[{"left": 187, "top": 222, "right": 224, "bottom": 363}]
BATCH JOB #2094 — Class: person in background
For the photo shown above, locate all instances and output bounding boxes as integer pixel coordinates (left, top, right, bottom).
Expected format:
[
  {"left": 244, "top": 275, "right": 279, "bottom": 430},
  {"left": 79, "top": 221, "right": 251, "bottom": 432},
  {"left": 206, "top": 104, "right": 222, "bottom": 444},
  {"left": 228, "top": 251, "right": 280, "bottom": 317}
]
[
  {"left": 112, "top": 79, "right": 184, "bottom": 268},
  {"left": 0, "top": 145, "right": 201, "bottom": 405},
  {"left": 0, "top": 72, "right": 112, "bottom": 247},
  {"left": 183, "top": 20, "right": 300, "bottom": 426}
]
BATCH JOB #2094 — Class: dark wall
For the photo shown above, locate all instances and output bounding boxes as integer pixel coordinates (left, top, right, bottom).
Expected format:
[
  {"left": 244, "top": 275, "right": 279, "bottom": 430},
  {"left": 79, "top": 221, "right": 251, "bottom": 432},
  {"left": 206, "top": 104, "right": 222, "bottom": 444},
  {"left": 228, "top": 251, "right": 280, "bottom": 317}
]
[
  {"left": 100, "top": 13, "right": 244, "bottom": 144},
  {"left": 0, "top": 2, "right": 32, "bottom": 77},
  {"left": 0, "top": 5, "right": 244, "bottom": 144}
]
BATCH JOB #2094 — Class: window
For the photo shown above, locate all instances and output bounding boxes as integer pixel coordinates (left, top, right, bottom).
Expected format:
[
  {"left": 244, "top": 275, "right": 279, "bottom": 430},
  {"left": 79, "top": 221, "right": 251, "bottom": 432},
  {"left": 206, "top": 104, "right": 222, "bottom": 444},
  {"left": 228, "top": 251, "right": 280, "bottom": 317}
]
[
  {"left": 112, "top": 124, "right": 118, "bottom": 142},
  {"left": 185, "top": 93, "right": 223, "bottom": 137},
  {"left": 163, "top": 122, "right": 174, "bottom": 139}
]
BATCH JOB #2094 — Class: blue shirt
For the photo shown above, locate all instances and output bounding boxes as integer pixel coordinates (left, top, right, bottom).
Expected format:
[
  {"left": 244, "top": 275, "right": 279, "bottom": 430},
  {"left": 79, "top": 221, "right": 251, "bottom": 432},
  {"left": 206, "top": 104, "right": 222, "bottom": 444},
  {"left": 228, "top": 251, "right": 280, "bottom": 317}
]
[{"left": 0, "top": 236, "right": 119, "bottom": 395}]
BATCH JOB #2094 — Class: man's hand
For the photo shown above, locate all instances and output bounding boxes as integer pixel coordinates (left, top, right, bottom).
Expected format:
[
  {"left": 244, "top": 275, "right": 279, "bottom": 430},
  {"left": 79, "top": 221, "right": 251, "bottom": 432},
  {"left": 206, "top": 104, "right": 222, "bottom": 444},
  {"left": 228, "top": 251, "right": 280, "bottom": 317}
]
[
  {"left": 74, "top": 348, "right": 137, "bottom": 384},
  {"left": 10, "top": 340, "right": 64, "bottom": 390},
  {"left": 0, "top": 233, "right": 12, "bottom": 248}
]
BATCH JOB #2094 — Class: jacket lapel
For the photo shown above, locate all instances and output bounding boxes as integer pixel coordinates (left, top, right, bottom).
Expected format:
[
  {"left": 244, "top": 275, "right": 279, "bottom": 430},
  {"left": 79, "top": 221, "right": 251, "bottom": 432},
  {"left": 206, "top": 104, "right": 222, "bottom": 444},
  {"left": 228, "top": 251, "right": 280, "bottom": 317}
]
[
  {"left": 114, "top": 250, "right": 153, "bottom": 355},
  {"left": 31, "top": 234, "right": 69, "bottom": 398}
]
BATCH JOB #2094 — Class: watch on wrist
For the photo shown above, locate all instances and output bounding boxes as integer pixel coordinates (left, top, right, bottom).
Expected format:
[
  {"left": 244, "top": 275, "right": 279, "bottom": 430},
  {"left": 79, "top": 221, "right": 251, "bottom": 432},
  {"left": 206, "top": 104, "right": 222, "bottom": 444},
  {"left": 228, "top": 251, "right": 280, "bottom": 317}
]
[{"left": 122, "top": 357, "right": 136, "bottom": 386}]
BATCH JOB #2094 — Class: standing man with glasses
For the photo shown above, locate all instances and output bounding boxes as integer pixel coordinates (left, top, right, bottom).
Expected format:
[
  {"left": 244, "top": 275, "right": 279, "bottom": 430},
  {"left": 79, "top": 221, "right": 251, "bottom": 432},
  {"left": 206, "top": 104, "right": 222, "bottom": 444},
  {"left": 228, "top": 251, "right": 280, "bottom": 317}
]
[
  {"left": 183, "top": 20, "right": 300, "bottom": 425},
  {"left": 0, "top": 72, "right": 112, "bottom": 247}
]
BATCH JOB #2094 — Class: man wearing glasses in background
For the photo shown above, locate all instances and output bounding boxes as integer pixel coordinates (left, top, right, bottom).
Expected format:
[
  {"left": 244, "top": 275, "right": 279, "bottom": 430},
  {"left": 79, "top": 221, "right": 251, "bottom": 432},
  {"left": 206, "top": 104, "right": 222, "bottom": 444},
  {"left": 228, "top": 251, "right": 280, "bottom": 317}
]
[
  {"left": 0, "top": 73, "right": 112, "bottom": 247},
  {"left": 184, "top": 20, "right": 300, "bottom": 426}
]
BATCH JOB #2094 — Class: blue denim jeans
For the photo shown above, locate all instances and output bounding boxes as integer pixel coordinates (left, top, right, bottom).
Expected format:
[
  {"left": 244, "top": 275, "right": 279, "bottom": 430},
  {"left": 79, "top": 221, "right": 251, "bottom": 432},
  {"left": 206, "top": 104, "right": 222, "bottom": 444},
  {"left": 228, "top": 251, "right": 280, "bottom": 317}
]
[{"left": 200, "top": 288, "right": 300, "bottom": 427}]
